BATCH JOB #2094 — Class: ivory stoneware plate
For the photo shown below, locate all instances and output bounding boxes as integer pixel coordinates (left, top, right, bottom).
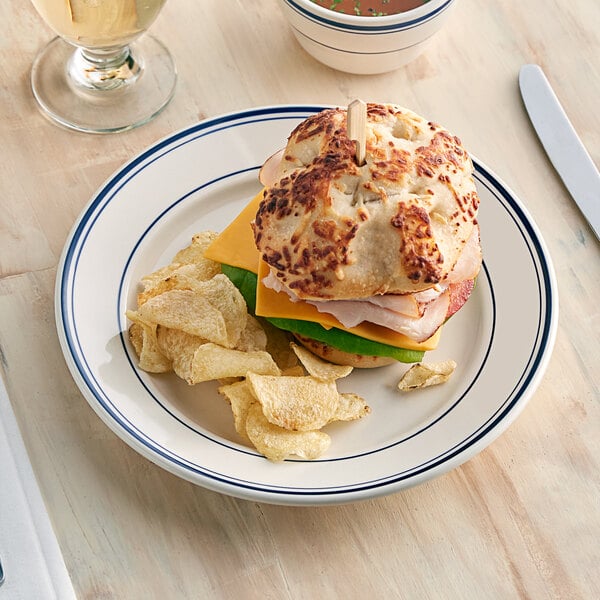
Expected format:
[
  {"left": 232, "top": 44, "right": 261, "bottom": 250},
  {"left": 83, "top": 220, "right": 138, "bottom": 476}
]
[{"left": 56, "top": 106, "right": 558, "bottom": 505}]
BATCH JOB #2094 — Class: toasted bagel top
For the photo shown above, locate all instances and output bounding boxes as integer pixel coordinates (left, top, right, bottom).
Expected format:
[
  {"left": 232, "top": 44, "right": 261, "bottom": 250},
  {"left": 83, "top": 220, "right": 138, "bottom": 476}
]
[{"left": 253, "top": 104, "right": 480, "bottom": 300}]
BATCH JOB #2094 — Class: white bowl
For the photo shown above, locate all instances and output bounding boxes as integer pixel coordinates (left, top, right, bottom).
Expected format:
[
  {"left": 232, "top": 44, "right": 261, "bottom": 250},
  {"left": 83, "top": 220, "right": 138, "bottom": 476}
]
[{"left": 279, "top": 0, "right": 458, "bottom": 75}]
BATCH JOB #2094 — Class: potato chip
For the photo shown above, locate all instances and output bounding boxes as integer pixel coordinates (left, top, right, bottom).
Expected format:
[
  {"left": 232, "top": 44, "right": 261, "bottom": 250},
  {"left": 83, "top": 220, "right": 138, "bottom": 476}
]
[
  {"left": 138, "top": 289, "right": 228, "bottom": 344},
  {"left": 332, "top": 393, "right": 370, "bottom": 422},
  {"left": 217, "top": 377, "right": 244, "bottom": 386},
  {"left": 192, "top": 274, "right": 248, "bottom": 346},
  {"left": 245, "top": 403, "right": 331, "bottom": 462},
  {"left": 156, "top": 326, "right": 205, "bottom": 359},
  {"left": 128, "top": 321, "right": 144, "bottom": 356},
  {"left": 140, "top": 262, "right": 183, "bottom": 292},
  {"left": 397, "top": 360, "right": 457, "bottom": 391},
  {"left": 260, "top": 320, "right": 299, "bottom": 370},
  {"left": 137, "top": 232, "right": 221, "bottom": 305},
  {"left": 138, "top": 263, "right": 221, "bottom": 306},
  {"left": 126, "top": 311, "right": 172, "bottom": 373},
  {"left": 188, "top": 343, "right": 280, "bottom": 384},
  {"left": 235, "top": 315, "right": 267, "bottom": 352},
  {"left": 138, "top": 263, "right": 186, "bottom": 306},
  {"left": 172, "top": 231, "right": 219, "bottom": 265},
  {"left": 246, "top": 372, "right": 339, "bottom": 431},
  {"left": 281, "top": 365, "right": 306, "bottom": 377},
  {"left": 142, "top": 274, "right": 248, "bottom": 346},
  {"left": 218, "top": 380, "right": 256, "bottom": 441},
  {"left": 290, "top": 342, "right": 353, "bottom": 381},
  {"left": 156, "top": 327, "right": 206, "bottom": 382},
  {"left": 142, "top": 263, "right": 182, "bottom": 283}
]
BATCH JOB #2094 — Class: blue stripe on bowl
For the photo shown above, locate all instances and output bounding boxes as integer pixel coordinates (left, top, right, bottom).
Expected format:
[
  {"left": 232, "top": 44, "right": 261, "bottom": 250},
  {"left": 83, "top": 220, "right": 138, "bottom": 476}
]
[
  {"left": 283, "top": 0, "right": 455, "bottom": 33},
  {"left": 291, "top": 23, "right": 438, "bottom": 55}
]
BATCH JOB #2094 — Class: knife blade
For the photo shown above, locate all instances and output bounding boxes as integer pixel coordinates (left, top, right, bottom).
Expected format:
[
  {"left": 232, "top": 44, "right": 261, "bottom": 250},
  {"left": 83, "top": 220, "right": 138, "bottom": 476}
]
[{"left": 519, "top": 64, "right": 600, "bottom": 239}]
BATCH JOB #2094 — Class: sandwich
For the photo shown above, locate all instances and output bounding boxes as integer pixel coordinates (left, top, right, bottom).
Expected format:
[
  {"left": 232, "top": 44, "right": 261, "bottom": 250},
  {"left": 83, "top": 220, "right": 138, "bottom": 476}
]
[{"left": 205, "top": 103, "right": 482, "bottom": 367}]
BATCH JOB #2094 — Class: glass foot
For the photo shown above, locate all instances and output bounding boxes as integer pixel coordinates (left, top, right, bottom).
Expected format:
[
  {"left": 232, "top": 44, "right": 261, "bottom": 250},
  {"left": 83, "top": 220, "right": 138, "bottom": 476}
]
[{"left": 31, "top": 35, "right": 177, "bottom": 134}]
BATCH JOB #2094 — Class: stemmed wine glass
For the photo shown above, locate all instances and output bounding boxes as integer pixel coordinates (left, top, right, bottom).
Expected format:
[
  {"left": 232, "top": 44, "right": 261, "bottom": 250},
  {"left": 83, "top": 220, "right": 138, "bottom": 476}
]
[{"left": 30, "top": 0, "right": 177, "bottom": 133}]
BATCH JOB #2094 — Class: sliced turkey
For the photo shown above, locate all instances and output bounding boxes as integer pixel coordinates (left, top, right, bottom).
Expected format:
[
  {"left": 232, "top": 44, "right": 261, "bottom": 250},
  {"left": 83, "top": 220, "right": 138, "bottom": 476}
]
[
  {"left": 308, "top": 291, "right": 450, "bottom": 342},
  {"left": 259, "top": 148, "right": 285, "bottom": 188},
  {"left": 261, "top": 271, "right": 452, "bottom": 343},
  {"left": 444, "top": 224, "right": 481, "bottom": 284}
]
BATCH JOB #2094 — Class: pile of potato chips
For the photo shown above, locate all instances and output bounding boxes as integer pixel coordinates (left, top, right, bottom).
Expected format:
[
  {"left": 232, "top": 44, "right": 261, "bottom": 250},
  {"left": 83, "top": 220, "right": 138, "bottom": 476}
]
[{"left": 126, "top": 232, "right": 370, "bottom": 461}]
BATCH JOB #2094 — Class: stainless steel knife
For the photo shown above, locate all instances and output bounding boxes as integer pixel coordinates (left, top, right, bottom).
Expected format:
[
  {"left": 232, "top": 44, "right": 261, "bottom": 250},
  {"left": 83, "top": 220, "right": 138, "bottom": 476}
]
[{"left": 519, "top": 64, "right": 600, "bottom": 239}]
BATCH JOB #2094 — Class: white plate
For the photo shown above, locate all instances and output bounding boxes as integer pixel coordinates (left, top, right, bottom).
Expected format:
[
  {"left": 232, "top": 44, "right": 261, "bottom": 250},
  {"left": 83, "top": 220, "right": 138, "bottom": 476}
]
[{"left": 56, "top": 105, "right": 558, "bottom": 505}]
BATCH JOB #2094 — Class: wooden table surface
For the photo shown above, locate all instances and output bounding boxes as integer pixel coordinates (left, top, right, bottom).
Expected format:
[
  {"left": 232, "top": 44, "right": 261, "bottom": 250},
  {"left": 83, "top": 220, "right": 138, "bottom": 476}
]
[{"left": 1, "top": 0, "right": 599, "bottom": 598}]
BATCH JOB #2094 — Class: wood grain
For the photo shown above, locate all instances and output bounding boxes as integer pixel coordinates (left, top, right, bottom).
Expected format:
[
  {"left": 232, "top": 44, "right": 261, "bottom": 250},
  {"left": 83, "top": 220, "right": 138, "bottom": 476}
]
[{"left": 1, "top": 0, "right": 598, "bottom": 598}]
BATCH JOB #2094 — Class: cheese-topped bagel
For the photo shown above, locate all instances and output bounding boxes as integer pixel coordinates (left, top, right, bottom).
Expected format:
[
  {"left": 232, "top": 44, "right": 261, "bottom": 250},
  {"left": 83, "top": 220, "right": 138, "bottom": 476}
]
[{"left": 253, "top": 103, "right": 481, "bottom": 300}]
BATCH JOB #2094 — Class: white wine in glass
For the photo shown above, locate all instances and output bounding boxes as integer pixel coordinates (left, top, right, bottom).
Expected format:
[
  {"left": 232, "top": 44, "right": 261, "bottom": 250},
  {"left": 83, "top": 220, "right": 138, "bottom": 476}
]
[{"left": 30, "top": 0, "right": 177, "bottom": 133}]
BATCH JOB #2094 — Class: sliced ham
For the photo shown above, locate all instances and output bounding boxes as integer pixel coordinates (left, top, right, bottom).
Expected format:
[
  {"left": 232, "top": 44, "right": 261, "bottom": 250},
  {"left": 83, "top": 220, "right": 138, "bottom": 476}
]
[{"left": 446, "top": 279, "right": 474, "bottom": 319}]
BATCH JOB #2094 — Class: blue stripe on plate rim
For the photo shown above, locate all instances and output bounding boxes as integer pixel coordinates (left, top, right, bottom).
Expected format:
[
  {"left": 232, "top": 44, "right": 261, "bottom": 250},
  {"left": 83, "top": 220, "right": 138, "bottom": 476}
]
[
  {"left": 57, "top": 105, "right": 557, "bottom": 498},
  {"left": 282, "top": 0, "right": 455, "bottom": 33}
]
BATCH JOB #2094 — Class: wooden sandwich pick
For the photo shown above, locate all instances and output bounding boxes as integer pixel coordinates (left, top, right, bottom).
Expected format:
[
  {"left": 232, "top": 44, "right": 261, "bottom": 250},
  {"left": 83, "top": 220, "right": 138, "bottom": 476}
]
[{"left": 347, "top": 99, "right": 367, "bottom": 166}]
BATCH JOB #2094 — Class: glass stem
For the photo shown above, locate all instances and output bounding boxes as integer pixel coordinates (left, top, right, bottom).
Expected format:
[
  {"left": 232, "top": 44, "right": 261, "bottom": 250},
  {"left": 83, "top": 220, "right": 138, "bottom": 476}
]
[{"left": 68, "top": 45, "right": 142, "bottom": 91}]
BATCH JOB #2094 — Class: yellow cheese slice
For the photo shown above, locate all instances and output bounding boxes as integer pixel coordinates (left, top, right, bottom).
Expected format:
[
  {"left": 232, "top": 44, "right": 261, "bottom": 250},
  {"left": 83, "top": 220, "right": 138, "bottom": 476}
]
[
  {"left": 204, "top": 190, "right": 263, "bottom": 273},
  {"left": 205, "top": 190, "right": 440, "bottom": 352}
]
